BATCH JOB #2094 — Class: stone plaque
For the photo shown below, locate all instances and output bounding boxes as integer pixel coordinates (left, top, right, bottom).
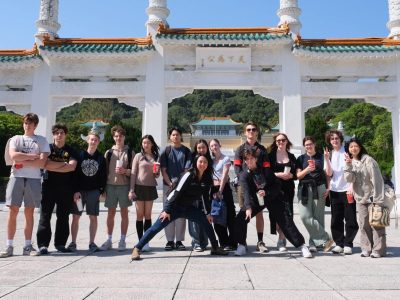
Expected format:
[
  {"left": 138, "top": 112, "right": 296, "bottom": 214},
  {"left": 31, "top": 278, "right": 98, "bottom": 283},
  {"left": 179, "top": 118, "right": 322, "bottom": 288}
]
[{"left": 196, "top": 47, "right": 251, "bottom": 72}]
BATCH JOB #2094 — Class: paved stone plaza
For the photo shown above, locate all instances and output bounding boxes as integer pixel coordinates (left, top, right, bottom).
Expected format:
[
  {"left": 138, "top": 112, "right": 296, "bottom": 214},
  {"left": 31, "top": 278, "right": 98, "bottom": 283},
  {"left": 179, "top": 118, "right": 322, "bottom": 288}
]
[{"left": 0, "top": 202, "right": 399, "bottom": 300}]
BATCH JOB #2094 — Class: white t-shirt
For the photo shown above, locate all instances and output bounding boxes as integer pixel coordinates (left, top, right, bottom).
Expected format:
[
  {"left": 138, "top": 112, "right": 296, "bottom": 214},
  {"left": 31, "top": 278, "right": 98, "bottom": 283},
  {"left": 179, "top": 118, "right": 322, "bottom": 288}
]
[
  {"left": 330, "top": 146, "right": 349, "bottom": 192},
  {"left": 212, "top": 155, "right": 231, "bottom": 181},
  {"left": 9, "top": 134, "right": 50, "bottom": 179}
]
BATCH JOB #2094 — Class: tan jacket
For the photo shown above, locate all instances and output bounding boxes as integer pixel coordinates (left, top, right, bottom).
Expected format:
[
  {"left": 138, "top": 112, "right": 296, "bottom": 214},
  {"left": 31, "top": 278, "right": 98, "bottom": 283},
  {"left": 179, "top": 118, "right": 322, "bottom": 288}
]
[
  {"left": 105, "top": 145, "right": 133, "bottom": 185},
  {"left": 344, "top": 154, "right": 384, "bottom": 205}
]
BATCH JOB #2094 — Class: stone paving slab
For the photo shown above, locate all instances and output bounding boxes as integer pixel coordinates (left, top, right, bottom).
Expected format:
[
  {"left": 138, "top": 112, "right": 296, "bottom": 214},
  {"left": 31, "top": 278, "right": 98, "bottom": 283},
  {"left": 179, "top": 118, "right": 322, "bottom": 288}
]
[
  {"left": 1, "top": 287, "right": 95, "bottom": 300},
  {"left": 0, "top": 202, "right": 399, "bottom": 299},
  {"left": 174, "top": 289, "right": 346, "bottom": 300},
  {"left": 87, "top": 287, "right": 176, "bottom": 300}
]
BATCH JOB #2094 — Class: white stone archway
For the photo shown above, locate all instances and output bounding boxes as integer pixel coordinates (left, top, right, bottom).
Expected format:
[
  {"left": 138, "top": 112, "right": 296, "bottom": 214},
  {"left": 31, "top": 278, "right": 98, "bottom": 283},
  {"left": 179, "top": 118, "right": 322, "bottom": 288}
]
[{"left": 1, "top": 0, "right": 400, "bottom": 193}]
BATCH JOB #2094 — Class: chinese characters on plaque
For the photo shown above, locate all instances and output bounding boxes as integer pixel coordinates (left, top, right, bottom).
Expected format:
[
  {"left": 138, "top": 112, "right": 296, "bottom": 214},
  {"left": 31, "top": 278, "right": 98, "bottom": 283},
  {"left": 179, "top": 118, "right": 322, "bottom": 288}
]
[{"left": 196, "top": 47, "right": 251, "bottom": 72}]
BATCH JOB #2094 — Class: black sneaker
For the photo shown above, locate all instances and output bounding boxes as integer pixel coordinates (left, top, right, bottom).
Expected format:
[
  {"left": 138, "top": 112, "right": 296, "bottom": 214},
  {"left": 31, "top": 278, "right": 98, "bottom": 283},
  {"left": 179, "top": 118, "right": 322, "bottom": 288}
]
[
  {"left": 175, "top": 241, "right": 186, "bottom": 251},
  {"left": 89, "top": 242, "right": 100, "bottom": 252},
  {"left": 39, "top": 247, "right": 49, "bottom": 255},
  {"left": 164, "top": 241, "right": 175, "bottom": 251},
  {"left": 67, "top": 242, "right": 77, "bottom": 252},
  {"left": 56, "top": 245, "right": 72, "bottom": 253},
  {"left": 210, "top": 246, "right": 228, "bottom": 256}
]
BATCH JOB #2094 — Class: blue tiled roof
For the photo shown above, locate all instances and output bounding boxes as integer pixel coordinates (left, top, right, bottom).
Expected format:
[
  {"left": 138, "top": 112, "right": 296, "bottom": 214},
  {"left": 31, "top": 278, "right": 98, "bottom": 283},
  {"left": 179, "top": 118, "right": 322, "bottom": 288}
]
[{"left": 192, "top": 119, "right": 242, "bottom": 126}]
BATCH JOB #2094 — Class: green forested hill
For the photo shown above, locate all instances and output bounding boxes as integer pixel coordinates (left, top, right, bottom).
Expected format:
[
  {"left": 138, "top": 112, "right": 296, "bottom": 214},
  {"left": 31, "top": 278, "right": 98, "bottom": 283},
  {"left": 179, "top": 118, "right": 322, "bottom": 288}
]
[{"left": 168, "top": 90, "right": 279, "bottom": 132}]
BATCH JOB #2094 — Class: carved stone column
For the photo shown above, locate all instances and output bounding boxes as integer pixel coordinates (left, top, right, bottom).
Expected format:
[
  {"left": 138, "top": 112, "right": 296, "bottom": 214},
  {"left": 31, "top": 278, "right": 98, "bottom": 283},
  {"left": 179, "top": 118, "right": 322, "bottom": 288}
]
[
  {"left": 277, "top": 0, "right": 301, "bottom": 36},
  {"left": 35, "top": 0, "right": 61, "bottom": 43},
  {"left": 388, "top": 0, "right": 400, "bottom": 39},
  {"left": 146, "top": 0, "right": 170, "bottom": 35}
]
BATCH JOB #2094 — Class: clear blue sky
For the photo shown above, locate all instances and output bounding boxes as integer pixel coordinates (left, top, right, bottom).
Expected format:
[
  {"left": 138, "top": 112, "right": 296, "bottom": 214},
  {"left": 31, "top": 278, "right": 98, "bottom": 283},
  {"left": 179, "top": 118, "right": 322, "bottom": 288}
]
[{"left": 0, "top": 0, "right": 389, "bottom": 49}]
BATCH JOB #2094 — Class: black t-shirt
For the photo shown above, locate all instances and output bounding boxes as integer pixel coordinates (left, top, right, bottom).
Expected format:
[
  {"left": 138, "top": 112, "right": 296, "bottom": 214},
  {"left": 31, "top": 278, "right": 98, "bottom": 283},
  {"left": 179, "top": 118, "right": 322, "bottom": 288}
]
[{"left": 44, "top": 144, "right": 78, "bottom": 187}]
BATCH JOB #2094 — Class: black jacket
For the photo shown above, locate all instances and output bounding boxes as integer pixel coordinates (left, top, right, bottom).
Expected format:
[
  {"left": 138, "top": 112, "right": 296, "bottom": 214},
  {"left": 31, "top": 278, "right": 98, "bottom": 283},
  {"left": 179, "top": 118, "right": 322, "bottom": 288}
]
[
  {"left": 164, "top": 169, "right": 212, "bottom": 214},
  {"left": 240, "top": 166, "right": 281, "bottom": 210}
]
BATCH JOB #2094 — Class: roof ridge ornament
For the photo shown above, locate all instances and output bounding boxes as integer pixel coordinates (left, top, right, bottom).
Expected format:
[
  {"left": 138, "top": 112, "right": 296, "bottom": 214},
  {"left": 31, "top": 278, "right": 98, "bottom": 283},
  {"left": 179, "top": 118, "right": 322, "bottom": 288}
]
[
  {"left": 35, "top": 0, "right": 61, "bottom": 45},
  {"left": 277, "top": 0, "right": 301, "bottom": 36},
  {"left": 146, "top": 0, "right": 170, "bottom": 36},
  {"left": 388, "top": 0, "right": 400, "bottom": 39}
]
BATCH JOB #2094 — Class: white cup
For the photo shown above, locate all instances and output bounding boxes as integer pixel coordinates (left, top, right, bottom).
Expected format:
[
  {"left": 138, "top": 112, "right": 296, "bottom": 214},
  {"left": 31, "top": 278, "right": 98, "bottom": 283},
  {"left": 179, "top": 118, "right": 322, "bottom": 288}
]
[
  {"left": 256, "top": 191, "right": 264, "bottom": 206},
  {"left": 284, "top": 166, "right": 291, "bottom": 174},
  {"left": 76, "top": 198, "right": 83, "bottom": 212},
  {"left": 116, "top": 160, "right": 123, "bottom": 168}
]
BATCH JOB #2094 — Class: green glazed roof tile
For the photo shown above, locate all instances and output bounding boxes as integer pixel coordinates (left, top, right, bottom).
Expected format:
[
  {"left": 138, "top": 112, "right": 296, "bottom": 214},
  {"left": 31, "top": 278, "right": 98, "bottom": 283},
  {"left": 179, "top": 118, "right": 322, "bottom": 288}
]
[
  {"left": 39, "top": 44, "right": 155, "bottom": 53},
  {"left": 0, "top": 54, "right": 42, "bottom": 63},
  {"left": 294, "top": 44, "right": 400, "bottom": 53},
  {"left": 156, "top": 32, "right": 290, "bottom": 41}
]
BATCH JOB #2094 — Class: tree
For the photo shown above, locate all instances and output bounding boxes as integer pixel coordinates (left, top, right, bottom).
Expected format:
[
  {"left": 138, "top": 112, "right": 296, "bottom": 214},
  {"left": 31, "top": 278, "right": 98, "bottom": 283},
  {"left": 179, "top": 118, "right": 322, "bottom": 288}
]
[
  {"left": 0, "top": 112, "right": 23, "bottom": 176},
  {"left": 332, "top": 103, "right": 393, "bottom": 174},
  {"left": 305, "top": 114, "right": 330, "bottom": 152}
]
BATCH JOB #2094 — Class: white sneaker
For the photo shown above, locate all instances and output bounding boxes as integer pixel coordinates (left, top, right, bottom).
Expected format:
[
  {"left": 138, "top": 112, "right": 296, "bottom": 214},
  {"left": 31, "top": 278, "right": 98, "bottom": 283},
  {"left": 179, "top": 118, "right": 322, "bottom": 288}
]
[
  {"left": 343, "top": 246, "right": 352, "bottom": 255},
  {"left": 23, "top": 244, "right": 40, "bottom": 256},
  {"left": 331, "top": 245, "right": 343, "bottom": 254},
  {"left": 301, "top": 246, "right": 312, "bottom": 258},
  {"left": 234, "top": 244, "right": 247, "bottom": 256},
  {"left": 370, "top": 252, "right": 381, "bottom": 258},
  {"left": 0, "top": 246, "right": 13, "bottom": 258},
  {"left": 277, "top": 239, "right": 287, "bottom": 252},
  {"left": 142, "top": 243, "right": 150, "bottom": 252},
  {"left": 99, "top": 240, "right": 112, "bottom": 251},
  {"left": 117, "top": 240, "right": 126, "bottom": 251}
]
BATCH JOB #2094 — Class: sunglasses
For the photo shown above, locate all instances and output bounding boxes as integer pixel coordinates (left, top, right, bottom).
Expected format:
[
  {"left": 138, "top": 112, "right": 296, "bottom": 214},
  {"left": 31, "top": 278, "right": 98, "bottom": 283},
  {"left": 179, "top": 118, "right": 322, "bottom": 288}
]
[
  {"left": 276, "top": 139, "right": 287, "bottom": 143},
  {"left": 246, "top": 128, "right": 257, "bottom": 132}
]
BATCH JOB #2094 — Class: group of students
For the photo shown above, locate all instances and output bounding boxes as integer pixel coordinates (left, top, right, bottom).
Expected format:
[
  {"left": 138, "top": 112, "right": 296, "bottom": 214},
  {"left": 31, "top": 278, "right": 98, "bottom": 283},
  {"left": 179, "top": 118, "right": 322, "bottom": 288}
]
[
  {"left": 132, "top": 121, "right": 391, "bottom": 260},
  {"left": 0, "top": 114, "right": 390, "bottom": 260}
]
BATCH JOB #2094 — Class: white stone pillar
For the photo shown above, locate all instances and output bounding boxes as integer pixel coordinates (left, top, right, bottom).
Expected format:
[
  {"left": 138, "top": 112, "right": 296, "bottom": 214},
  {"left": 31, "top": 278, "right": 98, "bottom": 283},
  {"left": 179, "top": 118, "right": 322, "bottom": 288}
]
[
  {"left": 35, "top": 0, "right": 61, "bottom": 44},
  {"left": 142, "top": 48, "right": 168, "bottom": 148},
  {"left": 388, "top": 0, "right": 400, "bottom": 38},
  {"left": 146, "top": 0, "right": 170, "bottom": 36},
  {"left": 30, "top": 61, "right": 53, "bottom": 141},
  {"left": 391, "top": 103, "right": 400, "bottom": 191},
  {"left": 280, "top": 50, "right": 303, "bottom": 156},
  {"left": 277, "top": 0, "right": 302, "bottom": 36}
]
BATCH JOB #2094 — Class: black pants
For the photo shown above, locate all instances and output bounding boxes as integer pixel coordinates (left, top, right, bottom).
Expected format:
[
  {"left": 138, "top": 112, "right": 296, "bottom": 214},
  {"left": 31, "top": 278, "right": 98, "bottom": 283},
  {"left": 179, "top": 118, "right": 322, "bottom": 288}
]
[
  {"left": 212, "top": 185, "right": 236, "bottom": 247},
  {"left": 330, "top": 191, "right": 359, "bottom": 248},
  {"left": 37, "top": 185, "right": 74, "bottom": 248},
  {"left": 235, "top": 192, "right": 305, "bottom": 247}
]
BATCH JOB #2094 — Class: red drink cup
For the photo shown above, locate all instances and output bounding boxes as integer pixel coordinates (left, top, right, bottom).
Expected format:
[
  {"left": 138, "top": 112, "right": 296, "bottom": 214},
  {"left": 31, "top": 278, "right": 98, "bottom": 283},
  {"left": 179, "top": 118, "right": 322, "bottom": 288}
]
[
  {"left": 346, "top": 193, "right": 354, "bottom": 204},
  {"left": 307, "top": 160, "right": 315, "bottom": 167},
  {"left": 153, "top": 162, "right": 160, "bottom": 174},
  {"left": 14, "top": 163, "right": 23, "bottom": 169}
]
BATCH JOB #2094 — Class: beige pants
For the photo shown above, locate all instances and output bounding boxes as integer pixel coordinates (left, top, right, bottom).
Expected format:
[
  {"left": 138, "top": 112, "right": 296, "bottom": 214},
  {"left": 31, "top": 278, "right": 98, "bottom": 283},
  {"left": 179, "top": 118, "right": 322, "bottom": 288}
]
[
  {"left": 163, "top": 185, "right": 186, "bottom": 242},
  {"left": 357, "top": 203, "right": 386, "bottom": 256}
]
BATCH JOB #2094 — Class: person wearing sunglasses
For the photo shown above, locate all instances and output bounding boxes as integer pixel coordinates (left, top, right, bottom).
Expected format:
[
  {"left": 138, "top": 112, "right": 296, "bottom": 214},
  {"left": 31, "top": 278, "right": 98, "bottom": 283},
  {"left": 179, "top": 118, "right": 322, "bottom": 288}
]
[
  {"left": 268, "top": 133, "right": 297, "bottom": 252},
  {"left": 324, "top": 130, "right": 358, "bottom": 255},
  {"left": 233, "top": 121, "right": 269, "bottom": 254}
]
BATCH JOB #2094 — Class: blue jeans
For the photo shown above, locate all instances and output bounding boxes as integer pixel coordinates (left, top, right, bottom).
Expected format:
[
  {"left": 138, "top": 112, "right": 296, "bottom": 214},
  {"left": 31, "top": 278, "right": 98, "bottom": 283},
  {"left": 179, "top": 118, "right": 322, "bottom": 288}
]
[
  {"left": 188, "top": 200, "right": 209, "bottom": 248},
  {"left": 136, "top": 205, "right": 219, "bottom": 250}
]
